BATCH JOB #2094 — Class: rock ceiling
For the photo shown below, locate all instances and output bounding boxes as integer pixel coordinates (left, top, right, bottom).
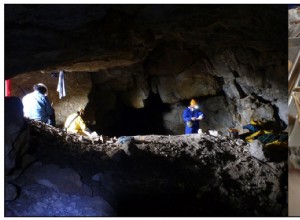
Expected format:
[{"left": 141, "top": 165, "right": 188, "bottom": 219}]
[{"left": 5, "top": 5, "right": 288, "bottom": 133}]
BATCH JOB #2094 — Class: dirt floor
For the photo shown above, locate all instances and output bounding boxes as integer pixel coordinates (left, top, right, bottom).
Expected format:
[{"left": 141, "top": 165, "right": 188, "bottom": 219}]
[{"left": 5, "top": 120, "right": 288, "bottom": 217}]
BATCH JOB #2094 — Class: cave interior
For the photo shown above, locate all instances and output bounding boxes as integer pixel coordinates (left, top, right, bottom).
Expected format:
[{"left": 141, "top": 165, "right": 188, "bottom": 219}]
[{"left": 4, "top": 4, "right": 288, "bottom": 217}]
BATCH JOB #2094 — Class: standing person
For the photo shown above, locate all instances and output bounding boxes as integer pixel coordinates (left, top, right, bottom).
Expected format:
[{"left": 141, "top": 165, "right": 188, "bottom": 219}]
[
  {"left": 64, "top": 108, "right": 93, "bottom": 137},
  {"left": 22, "top": 83, "right": 55, "bottom": 126},
  {"left": 182, "top": 99, "right": 204, "bottom": 134}
]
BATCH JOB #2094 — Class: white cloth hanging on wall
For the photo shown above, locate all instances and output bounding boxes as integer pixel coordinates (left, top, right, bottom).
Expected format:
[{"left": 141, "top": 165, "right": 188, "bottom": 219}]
[{"left": 57, "top": 70, "right": 66, "bottom": 99}]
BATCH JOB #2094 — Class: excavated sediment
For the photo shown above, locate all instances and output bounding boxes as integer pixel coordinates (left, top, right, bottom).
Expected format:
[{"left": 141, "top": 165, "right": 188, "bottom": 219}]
[{"left": 6, "top": 119, "right": 287, "bottom": 216}]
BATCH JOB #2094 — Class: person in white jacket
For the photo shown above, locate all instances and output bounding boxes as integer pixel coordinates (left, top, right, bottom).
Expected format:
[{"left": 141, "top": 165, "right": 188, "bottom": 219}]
[{"left": 22, "top": 83, "right": 55, "bottom": 126}]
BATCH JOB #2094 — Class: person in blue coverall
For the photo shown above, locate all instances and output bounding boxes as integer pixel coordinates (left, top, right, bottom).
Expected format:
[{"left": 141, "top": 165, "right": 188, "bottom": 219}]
[
  {"left": 182, "top": 99, "right": 204, "bottom": 134},
  {"left": 22, "top": 83, "right": 55, "bottom": 126}
]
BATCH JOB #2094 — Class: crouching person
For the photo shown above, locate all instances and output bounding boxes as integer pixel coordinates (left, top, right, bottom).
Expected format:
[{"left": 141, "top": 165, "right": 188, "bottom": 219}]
[
  {"left": 22, "top": 83, "right": 55, "bottom": 126},
  {"left": 64, "top": 108, "right": 97, "bottom": 138}
]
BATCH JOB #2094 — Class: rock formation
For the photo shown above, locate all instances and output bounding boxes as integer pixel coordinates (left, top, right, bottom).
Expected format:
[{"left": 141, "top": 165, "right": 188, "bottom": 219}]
[
  {"left": 5, "top": 97, "right": 29, "bottom": 175},
  {"left": 5, "top": 119, "right": 287, "bottom": 216},
  {"left": 6, "top": 5, "right": 287, "bottom": 135}
]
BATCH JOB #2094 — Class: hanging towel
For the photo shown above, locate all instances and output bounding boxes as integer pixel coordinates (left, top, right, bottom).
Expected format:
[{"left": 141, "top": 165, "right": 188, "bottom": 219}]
[{"left": 57, "top": 70, "right": 66, "bottom": 99}]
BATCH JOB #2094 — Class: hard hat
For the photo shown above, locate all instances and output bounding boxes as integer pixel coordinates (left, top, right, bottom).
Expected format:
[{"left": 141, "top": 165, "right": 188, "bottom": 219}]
[{"left": 190, "top": 99, "right": 197, "bottom": 107}]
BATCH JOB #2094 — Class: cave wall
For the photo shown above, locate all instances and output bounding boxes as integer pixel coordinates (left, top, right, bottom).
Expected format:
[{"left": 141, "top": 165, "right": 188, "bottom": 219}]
[
  {"left": 11, "top": 72, "right": 92, "bottom": 127},
  {"left": 6, "top": 5, "right": 288, "bottom": 135}
]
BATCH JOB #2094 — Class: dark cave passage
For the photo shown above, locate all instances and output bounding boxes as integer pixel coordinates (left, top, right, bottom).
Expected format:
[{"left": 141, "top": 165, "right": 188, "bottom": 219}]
[{"left": 94, "top": 92, "right": 172, "bottom": 137}]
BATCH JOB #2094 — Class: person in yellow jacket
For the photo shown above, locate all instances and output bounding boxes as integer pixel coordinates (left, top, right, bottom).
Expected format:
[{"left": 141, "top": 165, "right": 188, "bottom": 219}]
[{"left": 64, "top": 108, "right": 92, "bottom": 137}]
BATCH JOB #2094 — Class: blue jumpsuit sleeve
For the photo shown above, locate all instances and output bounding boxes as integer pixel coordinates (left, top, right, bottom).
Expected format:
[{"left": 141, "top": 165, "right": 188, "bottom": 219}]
[
  {"left": 183, "top": 109, "right": 191, "bottom": 122},
  {"left": 196, "top": 110, "right": 204, "bottom": 118}
]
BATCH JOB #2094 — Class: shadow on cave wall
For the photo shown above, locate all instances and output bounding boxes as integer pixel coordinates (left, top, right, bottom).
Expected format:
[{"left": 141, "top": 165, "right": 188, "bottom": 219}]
[{"left": 93, "top": 92, "right": 171, "bottom": 137}]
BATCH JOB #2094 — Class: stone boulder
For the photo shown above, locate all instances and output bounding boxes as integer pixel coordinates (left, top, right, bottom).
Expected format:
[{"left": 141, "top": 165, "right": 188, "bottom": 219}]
[
  {"left": 222, "top": 80, "right": 243, "bottom": 99},
  {"left": 24, "top": 163, "right": 92, "bottom": 196},
  {"left": 5, "top": 97, "right": 29, "bottom": 175},
  {"left": 6, "top": 182, "right": 115, "bottom": 216},
  {"left": 237, "top": 95, "right": 276, "bottom": 126},
  {"left": 5, "top": 183, "right": 18, "bottom": 201},
  {"left": 251, "top": 103, "right": 275, "bottom": 122},
  {"left": 200, "top": 96, "right": 235, "bottom": 134},
  {"left": 162, "top": 103, "right": 186, "bottom": 134},
  {"left": 249, "top": 140, "right": 266, "bottom": 161}
]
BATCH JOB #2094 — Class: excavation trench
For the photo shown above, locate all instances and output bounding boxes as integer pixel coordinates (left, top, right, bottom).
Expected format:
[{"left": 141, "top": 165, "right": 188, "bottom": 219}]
[{"left": 5, "top": 119, "right": 287, "bottom": 217}]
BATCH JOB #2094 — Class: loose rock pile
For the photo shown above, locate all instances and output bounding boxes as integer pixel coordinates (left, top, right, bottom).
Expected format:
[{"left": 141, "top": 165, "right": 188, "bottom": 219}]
[{"left": 6, "top": 119, "right": 287, "bottom": 216}]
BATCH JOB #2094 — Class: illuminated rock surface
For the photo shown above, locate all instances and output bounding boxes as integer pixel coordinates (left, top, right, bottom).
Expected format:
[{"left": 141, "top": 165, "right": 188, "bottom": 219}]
[{"left": 5, "top": 120, "right": 287, "bottom": 216}]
